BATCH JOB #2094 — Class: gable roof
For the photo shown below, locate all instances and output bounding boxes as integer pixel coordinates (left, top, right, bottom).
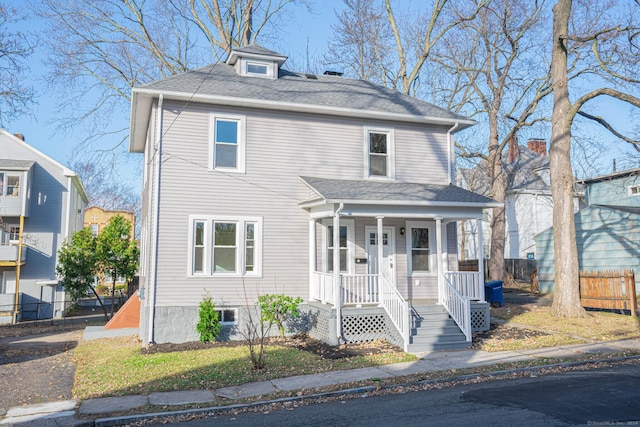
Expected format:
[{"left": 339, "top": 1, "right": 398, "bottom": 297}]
[
  {"left": 130, "top": 45, "right": 474, "bottom": 152},
  {"left": 458, "top": 143, "right": 552, "bottom": 196},
  {"left": 577, "top": 168, "right": 640, "bottom": 185},
  {"left": 299, "top": 176, "right": 500, "bottom": 208},
  {"left": 0, "top": 129, "right": 89, "bottom": 203}
]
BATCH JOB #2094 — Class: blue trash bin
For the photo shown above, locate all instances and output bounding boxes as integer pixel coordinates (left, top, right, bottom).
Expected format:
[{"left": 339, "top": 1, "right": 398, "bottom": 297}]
[{"left": 484, "top": 280, "right": 505, "bottom": 307}]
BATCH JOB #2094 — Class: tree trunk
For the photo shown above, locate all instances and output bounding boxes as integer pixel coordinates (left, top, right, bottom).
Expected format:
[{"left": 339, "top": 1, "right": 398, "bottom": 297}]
[
  {"left": 549, "top": 0, "right": 586, "bottom": 317},
  {"left": 89, "top": 284, "right": 109, "bottom": 321},
  {"left": 110, "top": 274, "right": 116, "bottom": 318},
  {"left": 488, "top": 109, "right": 506, "bottom": 282}
]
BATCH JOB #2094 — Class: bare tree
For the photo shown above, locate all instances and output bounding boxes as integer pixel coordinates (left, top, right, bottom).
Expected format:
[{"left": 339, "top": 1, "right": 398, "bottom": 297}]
[
  {"left": 33, "top": 0, "right": 307, "bottom": 142},
  {"left": 0, "top": 3, "right": 35, "bottom": 125},
  {"left": 436, "top": 0, "right": 552, "bottom": 282},
  {"left": 549, "top": 0, "right": 640, "bottom": 317},
  {"left": 326, "top": 0, "right": 486, "bottom": 96}
]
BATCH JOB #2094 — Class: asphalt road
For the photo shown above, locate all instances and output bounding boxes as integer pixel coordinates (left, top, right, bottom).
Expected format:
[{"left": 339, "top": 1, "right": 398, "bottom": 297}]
[{"left": 156, "top": 362, "right": 640, "bottom": 426}]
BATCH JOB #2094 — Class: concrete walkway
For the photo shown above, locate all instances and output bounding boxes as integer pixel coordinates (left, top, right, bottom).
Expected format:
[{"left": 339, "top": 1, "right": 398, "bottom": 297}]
[{"left": 2, "top": 338, "right": 639, "bottom": 426}]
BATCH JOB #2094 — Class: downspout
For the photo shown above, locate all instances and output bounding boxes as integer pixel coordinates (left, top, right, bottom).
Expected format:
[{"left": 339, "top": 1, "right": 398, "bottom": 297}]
[
  {"left": 447, "top": 122, "right": 460, "bottom": 185},
  {"left": 334, "top": 203, "right": 344, "bottom": 343},
  {"left": 149, "top": 94, "right": 164, "bottom": 344}
]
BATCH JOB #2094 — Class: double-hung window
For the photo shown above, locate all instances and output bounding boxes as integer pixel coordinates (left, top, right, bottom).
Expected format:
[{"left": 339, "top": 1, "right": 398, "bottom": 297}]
[
  {"left": 0, "top": 173, "right": 20, "bottom": 197},
  {"left": 364, "top": 127, "right": 395, "bottom": 179},
  {"left": 406, "top": 221, "right": 435, "bottom": 275},
  {"left": 210, "top": 114, "right": 246, "bottom": 173},
  {"left": 189, "top": 216, "right": 261, "bottom": 277},
  {"left": 322, "top": 219, "right": 354, "bottom": 273}
]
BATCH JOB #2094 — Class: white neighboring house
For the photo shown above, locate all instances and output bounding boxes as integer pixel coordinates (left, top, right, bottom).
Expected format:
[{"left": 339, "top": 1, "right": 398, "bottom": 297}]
[
  {"left": 458, "top": 138, "right": 580, "bottom": 262},
  {"left": 0, "top": 130, "right": 88, "bottom": 323},
  {"left": 129, "top": 45, "right": 499, "bottom": 352}
]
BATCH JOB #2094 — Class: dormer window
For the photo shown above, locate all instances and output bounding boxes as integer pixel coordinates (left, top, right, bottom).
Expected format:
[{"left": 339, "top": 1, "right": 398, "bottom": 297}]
[
  {"left": 226, "top": 45, "right": 287, "bottom": 80},
  {"left": 246, "top": 62, "right": 268, "bottom": 76}
]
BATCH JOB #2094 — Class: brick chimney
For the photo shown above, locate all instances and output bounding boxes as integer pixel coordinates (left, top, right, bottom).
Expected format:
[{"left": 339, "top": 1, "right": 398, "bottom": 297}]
[
  {"left": 527, "top": 138, "right": 546, "bottom": 156},
  {"left": 508, "top": 135, "right": 519, "bottom": 163},
  {"left": 13, "top": 133, "right": 25, "bottom": 141}
]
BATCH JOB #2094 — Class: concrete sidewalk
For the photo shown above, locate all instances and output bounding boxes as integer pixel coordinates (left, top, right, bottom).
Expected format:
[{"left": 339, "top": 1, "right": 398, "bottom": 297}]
[{"left": 2, "top": 338, "right": 640, "bottom": 426}]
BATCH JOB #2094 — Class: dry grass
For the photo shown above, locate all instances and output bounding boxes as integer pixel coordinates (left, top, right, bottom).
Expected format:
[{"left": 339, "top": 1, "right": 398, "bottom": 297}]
[
  {"left": 72, "top": 336, "right": 415, "bottom": 400},
  {"left": 476, "top": 302, "right": 640, "bottom": 352}
]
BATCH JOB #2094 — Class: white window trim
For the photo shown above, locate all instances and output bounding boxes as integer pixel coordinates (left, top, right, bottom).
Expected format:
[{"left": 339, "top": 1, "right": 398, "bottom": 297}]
[
  {"left": 321, "top": 218, "right": 355, "bottom": 274},
  {"left": 187, "top": 215, "right": 262, "bottom": 277},
  {"left": 216, "top": 307, "right": 238, "bottom": 325},
  {"left": 209, "top": 113, "right": 246, "bottom": 173},
  {"left": 406, "top": 220, "right": 437, "bottom": 277},
  {"left": 238, "top": 59, "right": 277, "bottom": 79},
  {"left": 363, "top": 127, "right": 395, "bottom": 180},
  {"left": 628, "top": 184, "right": 640, "bottom": 196}
]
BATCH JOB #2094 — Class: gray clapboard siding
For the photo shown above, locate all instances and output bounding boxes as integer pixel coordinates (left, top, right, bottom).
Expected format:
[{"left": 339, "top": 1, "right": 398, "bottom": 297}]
[{"left": 148, "top": 100, "right": 453, "bottom": 307}]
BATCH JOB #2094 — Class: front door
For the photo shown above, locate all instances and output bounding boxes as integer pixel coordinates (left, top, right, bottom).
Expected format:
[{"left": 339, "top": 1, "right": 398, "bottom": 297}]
[
  {"left": 2, "top": 271, "right": 16, "bottom": 294},
  {"left": 365, "top": 226, "right": 396, "bottom": 285}
]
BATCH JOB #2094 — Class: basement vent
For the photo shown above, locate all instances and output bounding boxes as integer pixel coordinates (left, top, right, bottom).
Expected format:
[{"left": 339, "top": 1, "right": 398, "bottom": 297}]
[{"left": 305, "top": 74, "right": 318, "bottom": 80}]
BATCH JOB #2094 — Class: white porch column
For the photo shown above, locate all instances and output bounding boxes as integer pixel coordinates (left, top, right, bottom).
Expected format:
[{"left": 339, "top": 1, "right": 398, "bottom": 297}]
[
  {"left": 376, "top": 216, "right": 384, "bottom": 281},
  {"left": 333, "top": 211, "right": 341, "bottom": 339},
  {"left": 308, "top": 218, "right": 316, "bottom": 301},
  {"left": 436, "top": 217, "right": 443, "bottom": 304},
  {"left": 477, "top": 217, "right": 486, "bottom": 302}
]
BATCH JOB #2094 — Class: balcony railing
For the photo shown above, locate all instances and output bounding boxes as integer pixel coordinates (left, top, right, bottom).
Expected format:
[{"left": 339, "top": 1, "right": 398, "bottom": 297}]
[{"left": 0, "top": 244, "right": 27, "bottom": 263}]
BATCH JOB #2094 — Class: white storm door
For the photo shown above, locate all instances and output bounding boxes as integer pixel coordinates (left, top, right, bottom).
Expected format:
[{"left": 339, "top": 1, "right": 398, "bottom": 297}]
[{"left": 365, "top": 226, "right": 396, "bottom": 285}]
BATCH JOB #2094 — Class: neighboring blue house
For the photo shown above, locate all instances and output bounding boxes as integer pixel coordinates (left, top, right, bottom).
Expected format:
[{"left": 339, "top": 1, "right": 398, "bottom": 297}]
[
  {"left": 535, "top": 168, "right": 640, "bottom": 293},
  {"left": 0, "top": 130, "right": 88, "bottom": 322}
]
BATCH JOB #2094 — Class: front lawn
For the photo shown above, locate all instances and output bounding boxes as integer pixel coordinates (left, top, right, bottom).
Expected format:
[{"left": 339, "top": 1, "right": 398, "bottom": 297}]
[{"left": 72, "top": 335, "right": 415, "bottom": 400}]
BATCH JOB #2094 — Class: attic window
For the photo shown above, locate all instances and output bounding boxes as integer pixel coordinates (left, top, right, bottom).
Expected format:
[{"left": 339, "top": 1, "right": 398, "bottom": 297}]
[
  {"left": 629, "top": 185, "right": 640, "bottom": 196},
  {"left": 246, "top": 62, "right": 268, "bottom": 75}
]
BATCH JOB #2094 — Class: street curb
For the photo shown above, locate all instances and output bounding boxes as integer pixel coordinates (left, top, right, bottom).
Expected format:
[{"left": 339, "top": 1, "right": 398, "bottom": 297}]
[{"left": 94, "top": 354, "right": 640, "bottom": 427}]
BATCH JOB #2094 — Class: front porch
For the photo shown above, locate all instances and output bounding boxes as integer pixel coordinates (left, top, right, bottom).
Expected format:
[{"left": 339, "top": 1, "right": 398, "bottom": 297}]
[
  {"left": 308, "top": 271, "right": 489, "bottom": 352},
  {"left": 299, "top": 176, "right": 498, "bottom": 352}
]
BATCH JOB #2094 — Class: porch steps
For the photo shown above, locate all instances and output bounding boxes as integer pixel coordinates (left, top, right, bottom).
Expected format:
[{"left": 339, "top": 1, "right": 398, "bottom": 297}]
[{"left": 407, "top": 304, "right": 470, "bottom": 352}]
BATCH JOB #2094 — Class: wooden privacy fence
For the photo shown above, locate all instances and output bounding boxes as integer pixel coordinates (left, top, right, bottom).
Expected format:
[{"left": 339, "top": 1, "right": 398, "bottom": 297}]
[{"left": 579, "top": 270, "right": 637, "bottom": 316}]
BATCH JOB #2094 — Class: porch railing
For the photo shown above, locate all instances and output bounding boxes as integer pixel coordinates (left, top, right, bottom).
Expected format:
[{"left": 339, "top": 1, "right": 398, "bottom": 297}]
[
  {"left": 310, "top": 272, "right": 334, "bottom": 304},
  {"left": 378, "top": 275, "right": 410, "bottom": 351},
  {"left": 341, "top": 274, "right": 379, "bottom": 305},
  {"left": 440, "top": 274, "right": 472, "bottom": 342},
  {"left": 445, "top": 271, "right": 484, "bottom": 302},
  {"left": 310, "top": 272, "right": 410, "bottom": 351}
]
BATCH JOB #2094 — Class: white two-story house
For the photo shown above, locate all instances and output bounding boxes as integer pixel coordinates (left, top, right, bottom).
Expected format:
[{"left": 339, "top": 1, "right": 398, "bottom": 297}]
[
  {"left": 0, "top": 130, "right": 87, "bottom": 323},
  {"left": 129, "top": 45, "right": 498, "bottom": 352}
]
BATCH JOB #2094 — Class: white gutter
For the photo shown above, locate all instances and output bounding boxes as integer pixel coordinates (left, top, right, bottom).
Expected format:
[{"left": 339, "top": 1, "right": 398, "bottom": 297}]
[
  {"left": 149, "top": 94, "right": 164, "bottom": 344},
  {"left": 447, "top": 122, "right": 460, "bottom": 185}
]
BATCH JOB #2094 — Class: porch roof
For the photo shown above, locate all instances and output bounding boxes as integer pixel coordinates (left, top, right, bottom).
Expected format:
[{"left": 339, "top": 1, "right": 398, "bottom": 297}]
[{"left": 299, "top": 176, "right": 501, "bottom": 209}]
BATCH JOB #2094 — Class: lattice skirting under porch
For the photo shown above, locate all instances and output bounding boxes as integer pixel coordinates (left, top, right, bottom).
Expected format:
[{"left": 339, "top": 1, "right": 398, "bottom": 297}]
[
  {"left": 302, "top": 303, "right": 403, "bottom": 348},
  {"left": 471, "top": 302, "right": 490, "bottom": 332}
]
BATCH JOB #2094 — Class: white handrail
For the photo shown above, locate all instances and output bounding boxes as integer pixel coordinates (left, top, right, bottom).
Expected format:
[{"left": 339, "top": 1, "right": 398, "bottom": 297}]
[
  {"left": 441, "top": 275, "right": 472, "bottom": 342},
  {"left": 445, "top": 271, "right": 484, "bottom": 302},
  {"left": 378, "top": 275, "right": 410, "bottom": 351}
]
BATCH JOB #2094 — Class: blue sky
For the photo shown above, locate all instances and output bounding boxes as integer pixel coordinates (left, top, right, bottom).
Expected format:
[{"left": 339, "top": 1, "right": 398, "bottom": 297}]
[
  {"left": 4, "top": 0, "right": 638, "bottom": 183},
  {"left": 5, "top": 1, "right": 346, "bottom": 172}
]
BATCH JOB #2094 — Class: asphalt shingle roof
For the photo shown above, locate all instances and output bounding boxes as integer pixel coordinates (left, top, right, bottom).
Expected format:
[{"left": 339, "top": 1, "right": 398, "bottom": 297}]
[
  {"left": 300, "top": 176, "right": 498, "bottom": 206},
  {"left": 139, "top": 61, "right": 469, "bottom": 123},
  {"left": 595, "top": 204, "right": 640, "bottom": 215},
  {"left": 0, "top": 159, "right": 35, "bottom": 169}
]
